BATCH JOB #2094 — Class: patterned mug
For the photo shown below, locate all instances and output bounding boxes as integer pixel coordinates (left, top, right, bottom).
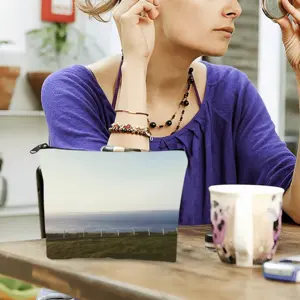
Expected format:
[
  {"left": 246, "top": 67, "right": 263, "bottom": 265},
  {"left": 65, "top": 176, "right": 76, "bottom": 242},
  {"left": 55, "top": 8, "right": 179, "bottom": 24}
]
[{"left": 208, "top": 184, "right": 284, "bottom": 267}]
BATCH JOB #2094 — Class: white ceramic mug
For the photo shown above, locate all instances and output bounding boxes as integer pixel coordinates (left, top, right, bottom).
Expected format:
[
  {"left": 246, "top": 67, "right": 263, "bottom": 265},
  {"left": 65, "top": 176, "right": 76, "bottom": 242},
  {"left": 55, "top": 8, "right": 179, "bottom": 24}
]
[{"left": 208, "top": 184, "right": 284, "bottom": 267}]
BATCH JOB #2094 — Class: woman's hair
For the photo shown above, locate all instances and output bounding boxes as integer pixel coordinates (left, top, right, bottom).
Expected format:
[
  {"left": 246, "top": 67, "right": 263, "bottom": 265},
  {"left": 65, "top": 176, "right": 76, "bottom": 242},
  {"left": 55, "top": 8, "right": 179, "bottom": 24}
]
[{"left": 75, "top": 0, "right": 120, "bottom": 22}]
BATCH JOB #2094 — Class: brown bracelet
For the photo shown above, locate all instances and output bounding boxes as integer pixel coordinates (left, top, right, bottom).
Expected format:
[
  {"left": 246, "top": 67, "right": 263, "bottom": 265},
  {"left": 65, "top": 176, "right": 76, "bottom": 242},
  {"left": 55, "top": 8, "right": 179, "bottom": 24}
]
[
  {"left": 115, "top": 109, "right": 149, "bottom": 117},
  {"left": 109, "top": 123, "right": 152, "bottom": 138}
]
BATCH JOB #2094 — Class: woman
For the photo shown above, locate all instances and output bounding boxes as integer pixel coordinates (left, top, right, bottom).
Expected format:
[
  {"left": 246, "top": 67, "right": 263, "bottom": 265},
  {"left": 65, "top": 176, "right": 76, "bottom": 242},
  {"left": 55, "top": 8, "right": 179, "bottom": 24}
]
[
  {"left": 41, "top": 0, "right": 300, "bottom": 223},
  {"left": 38, "top": 0, "right": 300, "bottom": 297}
]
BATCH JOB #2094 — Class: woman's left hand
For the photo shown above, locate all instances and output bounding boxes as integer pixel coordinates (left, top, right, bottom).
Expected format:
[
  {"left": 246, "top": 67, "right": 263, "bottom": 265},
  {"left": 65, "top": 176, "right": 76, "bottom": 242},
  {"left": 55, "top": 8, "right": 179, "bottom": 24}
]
[{"left": 276, "top": 0, "right": 300, "bottom": 73}]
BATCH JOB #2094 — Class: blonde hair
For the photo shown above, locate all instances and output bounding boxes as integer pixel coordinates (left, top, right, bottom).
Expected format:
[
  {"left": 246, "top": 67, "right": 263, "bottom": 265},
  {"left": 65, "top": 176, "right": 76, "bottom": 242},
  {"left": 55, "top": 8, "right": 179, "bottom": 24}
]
[{"left": 75, "top": 0, "right": 120, "bottom": 22}]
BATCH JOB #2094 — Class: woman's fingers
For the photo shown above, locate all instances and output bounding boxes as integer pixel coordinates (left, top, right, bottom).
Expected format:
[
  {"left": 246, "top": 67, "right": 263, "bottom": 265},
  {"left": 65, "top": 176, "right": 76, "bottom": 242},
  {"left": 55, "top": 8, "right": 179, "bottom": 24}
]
[
  {"left": 281, "top": 0, "right": 300, "bottom": 24},
  {"left": 276, "top": 0, "right": 300, "bottom": 43},
  {"left": 276, "top": 15, "right": 294, "bottom": 43},
  {"left": 116, "top": 0, "right": 159, "bottom": 25},
  {"left": 114, "top": 0, "right": 155, "bottom": 21},
  {"left": 292, "top": 0, "right": 300, "bottom": 10},
  {"left": 113, "top": 0, "right": 158, "bottom": 60},
  {"left": 126, "top": 0, "right": 159, "bottom": 20}
]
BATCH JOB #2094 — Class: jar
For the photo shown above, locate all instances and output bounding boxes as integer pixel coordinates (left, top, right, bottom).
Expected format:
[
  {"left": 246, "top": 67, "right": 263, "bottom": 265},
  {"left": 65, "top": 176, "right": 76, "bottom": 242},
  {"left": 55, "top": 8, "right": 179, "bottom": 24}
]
[{"left": 0, "top": 154, "right": 7, "bottom": 206}]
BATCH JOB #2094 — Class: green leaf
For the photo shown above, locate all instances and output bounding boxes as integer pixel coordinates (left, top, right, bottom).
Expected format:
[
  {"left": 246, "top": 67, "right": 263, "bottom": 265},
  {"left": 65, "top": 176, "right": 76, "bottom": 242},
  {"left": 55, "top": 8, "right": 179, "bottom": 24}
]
[{"left": 25, "top": 21, "right": 102, "bottom": 67}]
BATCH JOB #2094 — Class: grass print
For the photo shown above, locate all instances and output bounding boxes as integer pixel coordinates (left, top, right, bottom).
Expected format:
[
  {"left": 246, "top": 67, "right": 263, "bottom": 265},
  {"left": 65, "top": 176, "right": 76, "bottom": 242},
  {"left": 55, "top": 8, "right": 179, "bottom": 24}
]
[{"left": 46, "top": 231, "right": 178, "bottom": 261}]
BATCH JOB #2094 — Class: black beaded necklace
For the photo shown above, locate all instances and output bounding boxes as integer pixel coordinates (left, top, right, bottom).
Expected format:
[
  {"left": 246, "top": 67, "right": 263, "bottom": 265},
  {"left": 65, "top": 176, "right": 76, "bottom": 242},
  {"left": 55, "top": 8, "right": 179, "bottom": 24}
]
[{"left": 148, "top": 67, "right": 194, "bottom": 135}]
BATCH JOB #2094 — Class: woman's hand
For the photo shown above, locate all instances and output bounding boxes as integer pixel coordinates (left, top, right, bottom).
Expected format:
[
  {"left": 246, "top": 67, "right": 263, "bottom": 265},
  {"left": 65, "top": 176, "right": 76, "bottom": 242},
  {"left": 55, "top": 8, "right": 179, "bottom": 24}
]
[
  {"left": 113, "top": 0, "right": 160, "bottom": 65},
  {"left": 276, "top": 0, "right": 300, "bottom": 72}
]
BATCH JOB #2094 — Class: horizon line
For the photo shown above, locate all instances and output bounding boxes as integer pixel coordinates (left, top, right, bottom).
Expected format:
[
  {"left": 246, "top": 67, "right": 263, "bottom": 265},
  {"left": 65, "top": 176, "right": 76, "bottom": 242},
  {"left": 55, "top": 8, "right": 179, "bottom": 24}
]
[{"left": 46, "top": 209, "right": 180, "bottom": 216}]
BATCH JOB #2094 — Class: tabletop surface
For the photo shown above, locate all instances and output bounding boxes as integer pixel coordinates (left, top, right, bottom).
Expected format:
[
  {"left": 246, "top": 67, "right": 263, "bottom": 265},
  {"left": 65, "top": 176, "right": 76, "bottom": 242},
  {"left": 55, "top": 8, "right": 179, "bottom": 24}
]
[{"left": 0, "top": 225, "right": 299, "bottom": 300}]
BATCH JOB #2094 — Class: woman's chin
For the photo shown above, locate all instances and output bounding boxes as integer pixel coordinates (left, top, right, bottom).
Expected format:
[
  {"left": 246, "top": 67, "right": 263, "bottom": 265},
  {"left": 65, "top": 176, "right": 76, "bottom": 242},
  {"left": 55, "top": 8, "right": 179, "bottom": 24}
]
[
  {"left": 192, "top": 42, "right": 230, "bottom": 58},
  {"left": 206, "top": 44, "right": 230, "bottom": 57}
]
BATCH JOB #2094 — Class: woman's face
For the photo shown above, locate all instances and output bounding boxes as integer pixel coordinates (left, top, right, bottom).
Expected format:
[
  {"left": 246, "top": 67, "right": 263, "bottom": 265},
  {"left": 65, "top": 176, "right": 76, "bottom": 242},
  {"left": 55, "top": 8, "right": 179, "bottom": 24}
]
[{"left": 157, "top": 0, "right": 242, "bottom": 56}]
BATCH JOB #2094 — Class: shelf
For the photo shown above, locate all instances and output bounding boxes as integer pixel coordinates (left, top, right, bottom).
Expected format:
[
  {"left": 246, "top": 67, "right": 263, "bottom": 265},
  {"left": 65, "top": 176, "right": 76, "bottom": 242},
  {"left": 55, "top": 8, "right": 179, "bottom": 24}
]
[
  {"left": 0, "top": 205, "right": 39, "bottom": 217},
  {"left": 0, "top": 111, "right": 45, "bottom": 117}
]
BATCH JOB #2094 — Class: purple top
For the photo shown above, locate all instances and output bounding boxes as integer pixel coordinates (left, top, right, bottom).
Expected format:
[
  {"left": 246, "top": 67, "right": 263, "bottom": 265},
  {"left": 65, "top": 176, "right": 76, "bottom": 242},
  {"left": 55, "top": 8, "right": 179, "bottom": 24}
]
[{"left": 41, "top": 59, "right": 296, "bottom": 225}]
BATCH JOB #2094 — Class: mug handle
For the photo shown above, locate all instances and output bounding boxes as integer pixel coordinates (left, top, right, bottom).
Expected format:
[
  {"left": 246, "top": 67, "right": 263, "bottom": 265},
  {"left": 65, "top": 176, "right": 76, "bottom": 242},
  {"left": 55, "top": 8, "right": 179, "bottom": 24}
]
[{"left": 234, "top": 194, "right": 253, "bottom": 267}]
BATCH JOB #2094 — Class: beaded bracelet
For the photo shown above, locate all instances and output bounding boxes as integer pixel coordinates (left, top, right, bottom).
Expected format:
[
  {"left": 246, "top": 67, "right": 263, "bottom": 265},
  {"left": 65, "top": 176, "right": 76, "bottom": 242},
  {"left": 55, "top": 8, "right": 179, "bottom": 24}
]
[
  {"left": 100, "top": 145, "right": 142, "bottom": 152},
  {"left": 109, "top": 123, "right": 152, "bottom": 138}
]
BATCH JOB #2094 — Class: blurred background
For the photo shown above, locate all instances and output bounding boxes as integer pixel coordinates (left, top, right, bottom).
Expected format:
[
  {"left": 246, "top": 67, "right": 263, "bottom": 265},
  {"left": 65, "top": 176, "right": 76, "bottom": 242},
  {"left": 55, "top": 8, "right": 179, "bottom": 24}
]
[
  {"left": 0, "top": 0, "right": 299, "bottom": 298},
  {"left": 0, "top": 0, "right": 122, "bottom": 237}
]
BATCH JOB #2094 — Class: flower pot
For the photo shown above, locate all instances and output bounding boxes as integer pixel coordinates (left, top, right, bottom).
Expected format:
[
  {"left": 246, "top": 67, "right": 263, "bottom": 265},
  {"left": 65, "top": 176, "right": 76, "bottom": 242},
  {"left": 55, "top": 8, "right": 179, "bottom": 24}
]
[
  {"left": 26, "top": 71, "right": 52, "bottom": 110},
  {"left": 0, "top": 43, "right": 23, "bottom": 110},
  {"left": 0, "top": 67, "right": 20, "bottom": 110}
]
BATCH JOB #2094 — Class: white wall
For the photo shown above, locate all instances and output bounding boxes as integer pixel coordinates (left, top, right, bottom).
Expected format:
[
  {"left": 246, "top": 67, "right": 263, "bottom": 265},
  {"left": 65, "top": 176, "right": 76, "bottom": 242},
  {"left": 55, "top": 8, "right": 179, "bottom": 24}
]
[
  {"left": 0, "top": 0, "right": 121, "bottom": 54},
  {"left": 257, "top": 6, "right": 286, "bottom": 139}
]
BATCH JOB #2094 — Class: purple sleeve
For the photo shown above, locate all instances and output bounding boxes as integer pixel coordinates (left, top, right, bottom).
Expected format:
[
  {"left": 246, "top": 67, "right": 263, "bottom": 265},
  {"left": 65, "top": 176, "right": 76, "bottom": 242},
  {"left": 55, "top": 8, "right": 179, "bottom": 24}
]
[
  {"left": 41, "top": 67, "right": 111, "bottom": 151},
  {"left": 234, "top": 73, "right": 296, "bottom": 191}
]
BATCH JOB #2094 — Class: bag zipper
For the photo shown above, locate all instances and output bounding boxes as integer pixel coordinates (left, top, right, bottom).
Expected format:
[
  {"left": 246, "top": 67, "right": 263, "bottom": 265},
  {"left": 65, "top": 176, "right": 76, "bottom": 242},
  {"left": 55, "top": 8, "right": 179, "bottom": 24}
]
[
  {"left": 30, "top": 143, "right": 51, "bottom": 154},
  {"left": 30, "top": 142, "right": 81, "bottom": 154},
  {"left": 31, "top": 142, "right": 80, "bottom": 154}
]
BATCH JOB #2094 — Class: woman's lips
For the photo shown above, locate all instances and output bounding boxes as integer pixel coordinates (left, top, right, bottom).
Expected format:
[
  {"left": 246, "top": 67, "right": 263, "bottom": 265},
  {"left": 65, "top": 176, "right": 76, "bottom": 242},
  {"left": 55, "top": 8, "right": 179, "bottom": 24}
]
[{"left": 214, "top": 26, "right": 234, "bottom": 38}]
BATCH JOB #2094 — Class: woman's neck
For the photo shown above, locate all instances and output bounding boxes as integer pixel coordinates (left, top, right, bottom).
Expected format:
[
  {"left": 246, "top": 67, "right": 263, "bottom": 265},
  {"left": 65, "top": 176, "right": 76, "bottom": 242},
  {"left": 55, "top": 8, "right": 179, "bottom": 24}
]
[{"left": 146, "top": 42, "right": 201, "bottom": 103}]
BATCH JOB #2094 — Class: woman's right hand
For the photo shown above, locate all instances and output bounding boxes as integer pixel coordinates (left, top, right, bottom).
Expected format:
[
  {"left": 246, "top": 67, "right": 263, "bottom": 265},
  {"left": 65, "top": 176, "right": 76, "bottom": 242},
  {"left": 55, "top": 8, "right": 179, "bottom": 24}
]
[{"left": 113, "top": 0, "right": 160, "bottom": 65}]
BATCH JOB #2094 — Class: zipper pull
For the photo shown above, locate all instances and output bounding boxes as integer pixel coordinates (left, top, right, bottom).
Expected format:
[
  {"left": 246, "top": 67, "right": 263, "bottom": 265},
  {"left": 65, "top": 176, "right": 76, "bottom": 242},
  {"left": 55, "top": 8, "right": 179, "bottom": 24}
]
[{"left": 30, "top": 143, "right": 50, "bottom": 154}]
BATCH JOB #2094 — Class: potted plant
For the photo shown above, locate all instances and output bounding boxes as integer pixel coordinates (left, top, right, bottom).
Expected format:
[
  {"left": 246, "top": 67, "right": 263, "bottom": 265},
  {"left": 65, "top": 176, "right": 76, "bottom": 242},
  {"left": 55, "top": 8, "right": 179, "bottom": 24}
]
[
  {"left": 0, "top": 274, "right": 40, "bottom": 300},
  {"left": 26, "top": 22, "right": 102, "bottom": 109},
  {"left": 0, "top": 41, "right": 22, "bottom": 110}
]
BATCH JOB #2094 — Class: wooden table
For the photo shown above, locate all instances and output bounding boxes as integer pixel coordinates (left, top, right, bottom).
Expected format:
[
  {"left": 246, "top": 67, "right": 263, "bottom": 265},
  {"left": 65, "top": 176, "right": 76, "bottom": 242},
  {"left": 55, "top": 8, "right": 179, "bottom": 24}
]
[{"left": 0, "top": 225, "right": 299, "bottom": 300}]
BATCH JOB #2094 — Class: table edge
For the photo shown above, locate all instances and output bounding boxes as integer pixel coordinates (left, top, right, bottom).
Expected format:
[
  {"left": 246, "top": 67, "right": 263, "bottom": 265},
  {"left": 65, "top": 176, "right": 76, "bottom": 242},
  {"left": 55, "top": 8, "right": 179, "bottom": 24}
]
[{"left": 0, "top": 241, "right": 182, "bottom": 300}]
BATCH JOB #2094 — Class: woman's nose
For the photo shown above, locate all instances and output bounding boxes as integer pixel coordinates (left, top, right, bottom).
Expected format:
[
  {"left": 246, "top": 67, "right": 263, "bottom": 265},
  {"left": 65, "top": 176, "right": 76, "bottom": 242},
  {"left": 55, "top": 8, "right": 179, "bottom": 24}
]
[{"left": 223, "top": 0, "right": 243, "bottom": 19}]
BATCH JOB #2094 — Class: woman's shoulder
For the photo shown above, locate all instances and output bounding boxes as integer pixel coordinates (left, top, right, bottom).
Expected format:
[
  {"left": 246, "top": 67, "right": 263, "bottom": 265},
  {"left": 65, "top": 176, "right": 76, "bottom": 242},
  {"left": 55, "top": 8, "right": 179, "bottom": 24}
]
[
  {"left": 43, "top": 64, "right": 94, "bottom": 91},
  {"left": 202, "top": 60, "right": 250, "bottom": 87},
  {"left": 200, "top": 60, "right": 260, "bottom": 122},
  {"left": 41, "top": 64, "right": 101, "bottom": 110},
  {"left": 41, "top": 55, "right": 122, "bottom": 128},
  {"left": 42, "top": 54, "right": 122, "bottom": 105}
]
